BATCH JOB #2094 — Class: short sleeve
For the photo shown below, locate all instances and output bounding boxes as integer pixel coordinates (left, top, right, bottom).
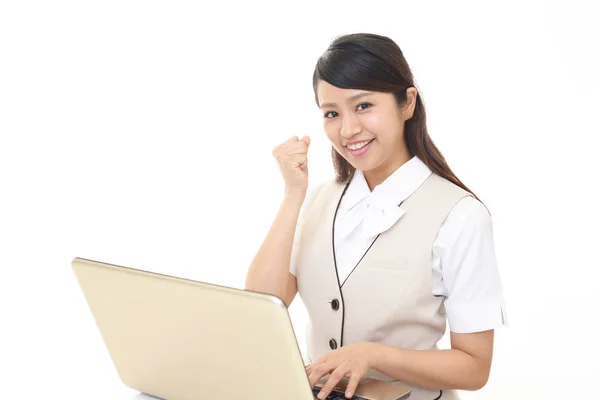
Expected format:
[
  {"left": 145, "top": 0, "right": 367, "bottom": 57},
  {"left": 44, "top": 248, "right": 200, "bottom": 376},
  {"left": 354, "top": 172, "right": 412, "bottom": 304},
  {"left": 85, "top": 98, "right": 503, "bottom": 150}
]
[
  {"left": 289, "top": 184, "right": 319, "bottom": 276},
  {"left": 433, "top": 196, "right": 508, "bottom": 334}
]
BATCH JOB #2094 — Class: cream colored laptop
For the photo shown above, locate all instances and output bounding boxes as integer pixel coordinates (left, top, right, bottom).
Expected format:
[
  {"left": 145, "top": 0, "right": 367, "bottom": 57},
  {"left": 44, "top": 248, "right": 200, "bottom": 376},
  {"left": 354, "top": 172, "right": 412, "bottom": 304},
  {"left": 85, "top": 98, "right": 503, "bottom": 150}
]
[{"left": 72, "top": 257, "right": 411, "bottom": 400}]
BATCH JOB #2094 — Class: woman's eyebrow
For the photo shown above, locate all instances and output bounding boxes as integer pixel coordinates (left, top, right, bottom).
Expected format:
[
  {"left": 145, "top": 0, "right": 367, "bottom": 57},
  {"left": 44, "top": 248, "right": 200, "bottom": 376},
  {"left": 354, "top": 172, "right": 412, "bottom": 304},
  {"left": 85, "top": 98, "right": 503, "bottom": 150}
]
[{"left": 319, "top": 92, "right": 374, "bottom": 109}]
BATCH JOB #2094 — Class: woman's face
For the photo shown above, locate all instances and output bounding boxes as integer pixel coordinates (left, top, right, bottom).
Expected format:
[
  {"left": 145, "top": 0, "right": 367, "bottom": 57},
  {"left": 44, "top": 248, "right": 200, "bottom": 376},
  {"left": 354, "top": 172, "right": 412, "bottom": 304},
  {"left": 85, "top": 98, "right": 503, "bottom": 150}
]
[{"left": 316, "top": 80, "right": 417, "bottom": 185}]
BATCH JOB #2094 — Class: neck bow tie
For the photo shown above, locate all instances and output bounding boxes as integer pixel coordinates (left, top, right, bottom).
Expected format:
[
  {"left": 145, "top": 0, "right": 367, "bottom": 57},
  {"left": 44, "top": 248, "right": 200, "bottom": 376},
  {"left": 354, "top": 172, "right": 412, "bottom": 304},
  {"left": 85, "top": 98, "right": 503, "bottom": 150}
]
[{"left": 336, "top": 196, "right": 406, "bottom": 240}]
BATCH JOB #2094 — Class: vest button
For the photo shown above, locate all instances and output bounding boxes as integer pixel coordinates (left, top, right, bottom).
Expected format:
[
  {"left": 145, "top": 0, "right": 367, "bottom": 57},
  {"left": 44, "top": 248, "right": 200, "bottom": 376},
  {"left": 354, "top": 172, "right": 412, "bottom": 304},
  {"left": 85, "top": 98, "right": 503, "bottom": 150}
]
[
  {"left": 329, "top": 339, "right": 338, "bottom": 350},
  {"left": 331, "top": 299, "right": 339, "bottom": 311}
]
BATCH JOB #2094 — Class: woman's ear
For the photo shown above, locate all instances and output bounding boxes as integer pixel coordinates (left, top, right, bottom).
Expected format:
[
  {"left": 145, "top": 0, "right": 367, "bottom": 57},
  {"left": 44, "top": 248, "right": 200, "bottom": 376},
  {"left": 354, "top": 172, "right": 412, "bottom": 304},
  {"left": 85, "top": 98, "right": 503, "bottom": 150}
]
[{"left": 403, "top": 87, "right": 418, "bottom": 120}]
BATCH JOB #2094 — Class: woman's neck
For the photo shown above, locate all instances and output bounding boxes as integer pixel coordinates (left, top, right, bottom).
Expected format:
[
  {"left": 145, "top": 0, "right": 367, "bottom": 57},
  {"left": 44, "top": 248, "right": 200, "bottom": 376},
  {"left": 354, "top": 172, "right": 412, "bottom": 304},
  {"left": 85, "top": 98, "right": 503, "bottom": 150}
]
[{"left": 363, "top": 150, "right": 413, "bottom": 191}]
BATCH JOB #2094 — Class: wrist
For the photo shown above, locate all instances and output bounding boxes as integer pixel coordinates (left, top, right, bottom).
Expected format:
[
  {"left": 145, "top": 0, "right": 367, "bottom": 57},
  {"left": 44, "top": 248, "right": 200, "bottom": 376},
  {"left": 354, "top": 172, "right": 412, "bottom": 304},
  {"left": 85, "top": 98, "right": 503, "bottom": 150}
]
[
  {"left": 366, "top": 342, "right": 386, "bottom": 369},
  {"left": 283, "top": 189, "right": 306, "bottom": 206},
  {"left": 366, "top": 343, "right": 405, "bottom": 372}
]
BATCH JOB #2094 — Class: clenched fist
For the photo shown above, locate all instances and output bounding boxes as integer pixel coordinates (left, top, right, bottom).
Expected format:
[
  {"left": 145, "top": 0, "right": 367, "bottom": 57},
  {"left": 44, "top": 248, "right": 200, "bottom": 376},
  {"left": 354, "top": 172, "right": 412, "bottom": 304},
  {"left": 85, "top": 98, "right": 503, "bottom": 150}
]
[{"left": 272, "top": 135, "right": 310, "bottom": 199}]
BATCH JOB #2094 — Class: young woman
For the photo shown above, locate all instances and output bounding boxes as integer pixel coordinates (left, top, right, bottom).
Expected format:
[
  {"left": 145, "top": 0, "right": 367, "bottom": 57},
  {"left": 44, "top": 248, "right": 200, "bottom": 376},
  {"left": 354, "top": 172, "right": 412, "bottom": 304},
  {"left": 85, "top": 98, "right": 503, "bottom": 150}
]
[{"left": 245, "top": 33, "right": 507, "bottom": 400}]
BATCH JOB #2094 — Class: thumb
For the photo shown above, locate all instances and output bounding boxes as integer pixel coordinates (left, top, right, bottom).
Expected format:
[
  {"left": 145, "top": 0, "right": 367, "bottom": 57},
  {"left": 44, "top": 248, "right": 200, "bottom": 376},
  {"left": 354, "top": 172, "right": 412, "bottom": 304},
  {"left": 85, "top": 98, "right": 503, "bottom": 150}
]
[{"left": 300, "top": 136, "right": 311, "bottom": 147}]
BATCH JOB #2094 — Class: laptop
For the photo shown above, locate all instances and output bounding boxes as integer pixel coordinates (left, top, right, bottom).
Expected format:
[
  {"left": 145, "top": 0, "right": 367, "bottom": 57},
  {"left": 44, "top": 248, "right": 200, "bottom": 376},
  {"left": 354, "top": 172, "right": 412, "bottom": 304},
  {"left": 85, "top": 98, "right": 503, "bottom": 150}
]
[{"left": 72, "top": 257, "right": 411, "bottom": 400}]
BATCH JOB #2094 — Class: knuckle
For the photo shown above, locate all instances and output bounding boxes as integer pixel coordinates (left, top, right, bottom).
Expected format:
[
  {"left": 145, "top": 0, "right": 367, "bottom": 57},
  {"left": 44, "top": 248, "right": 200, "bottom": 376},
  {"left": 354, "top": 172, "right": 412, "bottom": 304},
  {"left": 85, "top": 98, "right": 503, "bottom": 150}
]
[{"left": 314, "top": 364, "right": 327, "bottom": 374}]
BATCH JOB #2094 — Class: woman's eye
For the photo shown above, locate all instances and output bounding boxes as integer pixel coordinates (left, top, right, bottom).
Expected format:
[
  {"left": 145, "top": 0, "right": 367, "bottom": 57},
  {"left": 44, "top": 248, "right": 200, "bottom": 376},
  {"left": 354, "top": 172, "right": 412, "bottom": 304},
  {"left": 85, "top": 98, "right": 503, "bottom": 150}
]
[{"left": 324, "top": 104, "right": 370, "bottom": 118}]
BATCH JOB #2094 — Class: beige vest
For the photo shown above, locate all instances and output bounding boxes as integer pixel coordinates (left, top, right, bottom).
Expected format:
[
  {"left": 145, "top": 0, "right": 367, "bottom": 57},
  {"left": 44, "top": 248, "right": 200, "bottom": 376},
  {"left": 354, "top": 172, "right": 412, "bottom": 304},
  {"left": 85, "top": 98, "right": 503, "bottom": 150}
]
[{"left": 295, "top": 173, "right": 472, "bottom": 400}]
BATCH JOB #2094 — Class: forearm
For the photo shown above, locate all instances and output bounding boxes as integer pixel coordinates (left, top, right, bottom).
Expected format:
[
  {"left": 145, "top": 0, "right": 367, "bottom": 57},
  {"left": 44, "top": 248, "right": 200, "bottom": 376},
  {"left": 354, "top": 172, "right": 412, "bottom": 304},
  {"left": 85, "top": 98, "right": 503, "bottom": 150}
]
[
  {"left": 244, "top": 194, "right": 303, "bottom": 300},
  {"left": 369, "top": 343, "right": 489, "bottom": 391}
]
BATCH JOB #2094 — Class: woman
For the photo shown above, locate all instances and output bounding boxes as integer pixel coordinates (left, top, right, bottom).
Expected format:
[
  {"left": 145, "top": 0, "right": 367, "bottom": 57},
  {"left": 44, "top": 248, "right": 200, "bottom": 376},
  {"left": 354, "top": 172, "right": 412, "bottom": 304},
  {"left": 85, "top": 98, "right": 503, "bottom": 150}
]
[{"left": 245, "top": 33, "right": 507, "bottom": 400}]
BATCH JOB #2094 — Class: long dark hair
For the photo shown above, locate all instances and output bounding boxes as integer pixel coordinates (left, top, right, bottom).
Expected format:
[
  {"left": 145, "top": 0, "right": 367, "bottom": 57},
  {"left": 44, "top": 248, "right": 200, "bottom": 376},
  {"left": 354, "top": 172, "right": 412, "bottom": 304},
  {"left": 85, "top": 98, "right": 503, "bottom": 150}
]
[{"left": 312, "top": 33, "right": 480, "bottom": 202}]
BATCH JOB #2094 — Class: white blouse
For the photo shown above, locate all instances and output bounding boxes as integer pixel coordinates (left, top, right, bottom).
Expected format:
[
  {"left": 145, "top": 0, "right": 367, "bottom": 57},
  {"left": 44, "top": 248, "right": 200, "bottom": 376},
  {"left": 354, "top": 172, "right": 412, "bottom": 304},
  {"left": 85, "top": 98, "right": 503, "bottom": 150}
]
[{"left": 290, "top": 156, "right": 507, "bottom": 334}]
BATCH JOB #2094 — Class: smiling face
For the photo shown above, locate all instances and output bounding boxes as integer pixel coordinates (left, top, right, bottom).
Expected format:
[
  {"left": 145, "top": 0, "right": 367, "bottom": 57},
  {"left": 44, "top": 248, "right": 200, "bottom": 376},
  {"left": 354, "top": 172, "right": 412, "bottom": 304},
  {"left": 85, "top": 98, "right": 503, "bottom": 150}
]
[{"left": 316, "top": 80, "right": 417, "bottom": 189}]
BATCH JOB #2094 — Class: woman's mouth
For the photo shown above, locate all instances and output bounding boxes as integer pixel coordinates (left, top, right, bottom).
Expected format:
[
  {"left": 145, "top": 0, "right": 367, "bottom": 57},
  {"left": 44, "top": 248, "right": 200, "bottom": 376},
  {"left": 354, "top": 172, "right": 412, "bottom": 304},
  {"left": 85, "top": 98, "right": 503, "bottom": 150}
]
[{"left": 346, "top": 139, "right": 374, "bottom": 157}]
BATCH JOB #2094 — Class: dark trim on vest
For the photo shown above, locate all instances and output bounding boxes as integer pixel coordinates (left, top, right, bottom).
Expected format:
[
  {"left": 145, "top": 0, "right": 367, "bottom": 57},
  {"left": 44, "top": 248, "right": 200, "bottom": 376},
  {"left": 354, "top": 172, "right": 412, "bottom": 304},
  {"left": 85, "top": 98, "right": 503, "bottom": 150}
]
[
  {"left": 433, "top": 389, "right": 443, "bottom": 399},
  {"left": 331, "top": 181, "right": 351, "bottom": 347},
  {"left": 341, "top": 232, "right": 380, "bottom": 288}
]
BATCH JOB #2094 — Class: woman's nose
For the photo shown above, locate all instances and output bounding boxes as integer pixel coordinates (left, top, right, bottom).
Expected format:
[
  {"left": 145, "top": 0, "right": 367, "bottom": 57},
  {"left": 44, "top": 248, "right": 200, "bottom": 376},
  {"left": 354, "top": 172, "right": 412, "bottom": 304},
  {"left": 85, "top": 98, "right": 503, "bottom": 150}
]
[{"left": 340, "top": 115, "right": 362, "bottom": 138}]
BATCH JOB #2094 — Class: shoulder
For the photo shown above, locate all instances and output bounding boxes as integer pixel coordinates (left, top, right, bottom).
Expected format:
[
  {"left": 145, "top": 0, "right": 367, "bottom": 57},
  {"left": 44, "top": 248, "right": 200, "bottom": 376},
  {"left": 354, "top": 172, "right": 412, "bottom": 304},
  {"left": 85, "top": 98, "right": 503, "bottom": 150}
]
[
  {"left": 298, "top": 178, "right": 337, "bottom": 214},
  {"left": 305, "top": 178, "right": 346, "bottom": 206},
  {"left": 437, "top": 195, "right": 494, "bottom": 250},
  {"left": 429, "top": 173, "right": 491, "bottom": 216},
  {"left": 448, "top": 196, "right": 491, "bottom": 225},
  {"left": 429, "top": 173, "right": 473, "bottom": 199},
  {"left": 314, "top": 177, "right": 346, "bottom": 194},
  {"left": 297, "top": 178, "right": 346, "bottom": 227}
]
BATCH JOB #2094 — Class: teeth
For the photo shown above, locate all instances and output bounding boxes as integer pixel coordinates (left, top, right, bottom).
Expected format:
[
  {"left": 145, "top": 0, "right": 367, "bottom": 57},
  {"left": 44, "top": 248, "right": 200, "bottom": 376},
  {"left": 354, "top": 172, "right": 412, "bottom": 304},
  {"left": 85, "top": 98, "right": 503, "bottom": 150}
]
[{"left": 347, "top": 140, "right": 371, "bottom": 150}]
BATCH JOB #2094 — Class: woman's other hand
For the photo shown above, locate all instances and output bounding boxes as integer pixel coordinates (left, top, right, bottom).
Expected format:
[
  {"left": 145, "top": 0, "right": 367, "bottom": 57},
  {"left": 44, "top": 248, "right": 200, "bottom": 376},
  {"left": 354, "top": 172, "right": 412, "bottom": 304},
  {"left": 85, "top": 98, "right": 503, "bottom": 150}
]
[{"left": 306, "top": 342, "right": 376, "bottom": 399}]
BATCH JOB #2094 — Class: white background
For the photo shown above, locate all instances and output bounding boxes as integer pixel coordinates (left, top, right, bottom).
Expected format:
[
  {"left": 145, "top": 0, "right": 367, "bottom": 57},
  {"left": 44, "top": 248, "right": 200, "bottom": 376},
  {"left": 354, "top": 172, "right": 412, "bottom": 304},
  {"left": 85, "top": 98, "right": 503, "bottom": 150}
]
[{"left": 1, "top": 0, "right": 598, "bottom": 399}]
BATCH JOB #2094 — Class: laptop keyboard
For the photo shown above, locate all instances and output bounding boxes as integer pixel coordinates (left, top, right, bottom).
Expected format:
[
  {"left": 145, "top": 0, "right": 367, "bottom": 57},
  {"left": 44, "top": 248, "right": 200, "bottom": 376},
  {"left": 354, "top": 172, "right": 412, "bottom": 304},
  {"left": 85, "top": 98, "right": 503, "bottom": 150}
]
[{"left": 312, "top": 386, "right": 369, "bottom": 400}]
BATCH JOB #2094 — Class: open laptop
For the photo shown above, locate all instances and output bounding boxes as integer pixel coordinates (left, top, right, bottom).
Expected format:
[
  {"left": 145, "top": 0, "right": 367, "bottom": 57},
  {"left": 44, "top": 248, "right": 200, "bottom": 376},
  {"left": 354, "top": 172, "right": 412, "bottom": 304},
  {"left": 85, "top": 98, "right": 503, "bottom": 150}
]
[{"left": 72, "top": 257, "right": 411, "bottom": 400}]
